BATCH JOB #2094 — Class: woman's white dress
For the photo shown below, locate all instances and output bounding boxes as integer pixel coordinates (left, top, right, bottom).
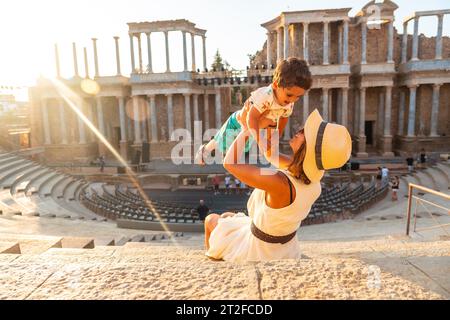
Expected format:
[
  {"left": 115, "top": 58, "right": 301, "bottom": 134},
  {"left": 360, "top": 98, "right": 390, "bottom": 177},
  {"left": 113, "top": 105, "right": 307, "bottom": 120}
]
[{"left": 206, "top": 170, "right": 321, "bottom": 262}]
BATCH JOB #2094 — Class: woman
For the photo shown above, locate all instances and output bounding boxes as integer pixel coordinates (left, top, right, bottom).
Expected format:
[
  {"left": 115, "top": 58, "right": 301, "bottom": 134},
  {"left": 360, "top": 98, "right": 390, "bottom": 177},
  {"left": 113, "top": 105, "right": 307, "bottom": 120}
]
[
  {"left": 391, "top": 176, "right": 400, "bottom": 201},
  {"left": 204, "top": 109, "right": 352, "bottom": 262}
]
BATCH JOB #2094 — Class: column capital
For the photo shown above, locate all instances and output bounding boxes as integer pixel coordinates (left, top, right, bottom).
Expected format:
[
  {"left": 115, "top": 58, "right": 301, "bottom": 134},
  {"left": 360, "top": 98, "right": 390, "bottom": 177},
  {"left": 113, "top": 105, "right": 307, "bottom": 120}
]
[
  {"left": 303, "top": 22, "right": 309, "bottom": 27},
  {"left": 113, "top": 36, "right": 119, "bottom": 40},
  {"left": 145, "top": 32, "right": 151, "bottom": 37},
  {"left": 432, "top": 83, "right": 442, "bottom": 89},
  {"left": 407, "top": 84, "right": 419, "bottom": 89},
  {"left": 147, "top": 94, "right": 156, "bottom": 99},
  {"left": 165, "top": 93, "right": 173, "bottom": 98},
  {"left": 183, "top": 93, "right": 191, "bottom": 98}
]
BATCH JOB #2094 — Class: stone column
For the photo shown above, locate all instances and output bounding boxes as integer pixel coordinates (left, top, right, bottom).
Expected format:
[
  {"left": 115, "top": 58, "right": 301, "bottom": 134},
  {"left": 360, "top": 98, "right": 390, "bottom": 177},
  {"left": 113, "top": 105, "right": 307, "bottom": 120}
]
[
  {"left": 277, "top": 27, "right": 283, "bottom": 62},
  {"left": 58, "top": 100, "right": 68, "bottom": 144},
  {"left": 146, "top": 33, "right": 153, "bottom": 73},
  {"left": 284, "top": 24, "right": 290, "bottom": 59},
  {"left": 322, "top": 88, "right": 329, "bottom": 121},
  {"left": 92, "top": 38, "right": 100, "bottom": 77},
  {"left": 132, "top": 96, "right": 142, "bottom": 144},
  {"left": 182, "top": 31, "right": 188, "bottom": 72},
  {"left": 430, "top": 84, "right": 441, "bottom": 136},
  {"left": 96, "top": 97, "right": 105, "bottom": 137},
  {"left": 407, "top": 85, "right": 418, "bottom": 137},
  {"left": 129, "top": 34, "right": 136, "bottom": 73},
  {"left": 382, "top": 86, "right": 394, "bottom": 156},
  {"left": 412, "top": 17, "right": 419, "bottom": 61},
  {"left": 77, "top": 103, "right": 86, "bottom": 144},
  {"left": 401, "top": 22, "right": 408, "bottom": 64},
  {"left": 387, "top": 20, "right": 394, "bottom": 63},
  {"left": 137, "top": 33, "right": 143, "bottom": 73},
  {"left": 266, "top": 32, "right": 272, "bottom": 68},
  {"left": 118, "top": 96, "right": 127, "bottom": 159},
  {"left": 127, "top": 106, "right": 133, "bottom": 141},
  {"left": 357, "top": 87, "right": 368, "bottom": 157},
  {"left": 164, "top": 31, "right": 171, "bottom": 72},
  {"left": 191, "top": 33, "right": 196, "bottom": 71},
  {"left": 72, "top": 42, "right": 79, "bottom": 78},
  {"left": 42, "top": 99, "right": 51, "bottom": 145},
  {"left": 193, "top": 94, "right": 199, "bottom": 122},
  {"left": 184, "top": 94, "right": 192, "bottom": 135},
  {"left": 323, "top": 22, "right": 329, "bottom": 65},
  {"left": 343, "top": 20, "right": 349, "bottom": 64},
  {"left": 436, "top": 14, "right": 444, "bottom": 60},
  {"left": 203, "top": 94, "right": 209, "bottom": 131},
  {"left": 54, "top": 44, "right": 61, "bottom": 78},
  {"left": 354, "top": 89, "right": 360, "bottom": 136},
  {"left": 361, "top": 21, "right": 367, "bottom": 64},
  {"left": 166, "top": 94, "right": 174, "bottom": 141},
  {"left": 202, "top": 36, "right": 207, "bottom": 72},
  {"left": 341, "top": 88, "right": 348, "bottom": 127},
  {"left": 215, "top": 91, "right": 222, "bottom": 129},
  {"left": 114, "top": 36, "right": 121, "bottom": 75},
  {"left": 398, "top": 89, "right": 405, "bottom": 135},
  {"left": 148, "top": 95, "right": 157, "bottom": 142},
  {"left": 303, "top": 92, "right": 309, "bottom": 124},
  {"left": 83, "top": 47, "right": 89, "bottom": 78},
  {"left": 303, "top": 23, "right": 309, "bottom": 63}
]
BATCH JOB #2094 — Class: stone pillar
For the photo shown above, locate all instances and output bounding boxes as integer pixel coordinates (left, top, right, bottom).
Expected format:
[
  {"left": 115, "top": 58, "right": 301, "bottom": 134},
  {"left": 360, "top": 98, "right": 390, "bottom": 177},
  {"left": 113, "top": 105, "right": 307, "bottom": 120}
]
[
  {"left": 357, "top": 87, "right": 368, "bottom": 157},
  {"left": 146, "top": 33, "right": 153, "bottom": 73},
  {"left": 72, "top": 42, "right": 79, "bottom": 78},
  {"left": 58, "top": 100, "right": 68, "bottom": 144},
  {"left": 191, "top": 33, "right": 196, "bottom": 72},
  {"left": 341, "top": 88, "right": 348, "bottom": 127},
  {"left": 354, "top": 89, "right": 360, "bottom": 136},
  {"left": 398, "top": 89, "right": 405, "bottom": 135},
  {"left": 114, "top": 36, "right": 121, "bottom": 75},
  {"left": 83, "top": 47, "right": 89, "bottom": 78},
  {"left": 303, "top": 92, "right": 309, "bottom": 124},
  {"left": 166, "top": 94, "right": 174, "bottom": 141},
  {"left": 92, "top": 38, "right": 99, "bottom": 77},
  {"left": 436, "top": 14, "right": 444, "bottom": 60},
  {"left": 343, "top": 20, "right": 349, "bottom": 64},
  {"left": 164, "top": 31, "right": 171, "bottom": 72},
  {"left": 215, "top": 91, "right": 222, "bottom": 129},
  {"left": 137, "top": 33, "right": 143, "bottom": 73},
  {"left": 407, "top": 85, "right": 418, "bottom": 137},
  {"left": 322, "top": 88, "right": 329, "bottom": 121},
  {"left": 77, "top": 103, "right": 86, "bottom": 144},
  {"left": 148, "top": 95, "right": 157, "bottom": 142},
  {"left": 182, "top": 31, "right": 188, "bottom": 72},
  {"left": 430, "top": 84, "right": 441, "bottom": 136},
  {"left": 127, "top": 106, "right": 133, "bottom": 141},
  {"left": 132, "top": 96, "right": 142, "bottom": 145},
  {"left": 361, "top": 21, "right": 367, "bottom": 64},
  {"left": 323, "top": 22, "right": 329, "bottom": 65},
  {"left": 303, "top": 23, "right": 309, "bottom": 63},
  {"left": 193, "top": 94, "right": 199, "bottom": 122},
  {"left": 382, "top": 86, "right": 394, "bottom": 156},
  {"left": 118, "top": 96, "right": 127, "bottom": 159},
  {"left": 266, "top": 32, "right": 272, "bottom": 68},
  {"left": 54, "top": 44, "right": 61, "bottom": 78},
  {"left": 412, "top": 17, "right": 419, "bottom": 61},
  {"left": 401, "top": 22, "right": 408, "bottom": 64},
  {"left": 141, "top": 119, "right": 148, "bottom": 142},
  {"left": 42, "top": 99, "right": 51, "bottom": 145},
  {"left": 184, "top": 94, "right": 192, "bottom": 135},
  {"left": 284, "top": 24, "right": 290, "bottom": 59},
  {"left": 129, "top": 34, "right": 136, "bottom": 73},
  {"left": 277, "top": 27, "right": 283, "bottom": 62},
  {"left": 387, "top": 20, "right": 394, "bottom": 63},
  {"left": 96, "top": 97, "right": 105, "bottom": 138},
  {"left": 202, "top": 36, "right": 207, "bottom": 72},
  {"left": 203, "top": 94, "right": 209, "bottom": 131}
]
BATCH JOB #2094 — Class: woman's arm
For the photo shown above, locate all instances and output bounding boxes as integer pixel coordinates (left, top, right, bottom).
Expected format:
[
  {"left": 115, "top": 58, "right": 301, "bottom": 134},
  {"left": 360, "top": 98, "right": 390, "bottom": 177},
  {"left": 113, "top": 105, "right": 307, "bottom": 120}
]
[{"left": 262, "top": 127, "right": 293, "bottom": 170}]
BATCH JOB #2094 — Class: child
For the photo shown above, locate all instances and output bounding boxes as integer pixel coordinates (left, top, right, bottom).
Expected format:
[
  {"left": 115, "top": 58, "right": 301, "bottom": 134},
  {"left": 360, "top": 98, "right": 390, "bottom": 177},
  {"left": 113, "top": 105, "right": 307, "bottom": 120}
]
[{"left": 195, "top": 57, "right": 312, "bottom": 165}]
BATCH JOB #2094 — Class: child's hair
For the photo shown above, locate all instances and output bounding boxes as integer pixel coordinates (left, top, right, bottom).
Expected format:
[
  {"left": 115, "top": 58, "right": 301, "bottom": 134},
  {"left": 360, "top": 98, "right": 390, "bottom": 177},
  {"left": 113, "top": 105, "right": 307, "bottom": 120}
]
[{"left": 273, "top": 58, "right": 312, "bottom": 90}]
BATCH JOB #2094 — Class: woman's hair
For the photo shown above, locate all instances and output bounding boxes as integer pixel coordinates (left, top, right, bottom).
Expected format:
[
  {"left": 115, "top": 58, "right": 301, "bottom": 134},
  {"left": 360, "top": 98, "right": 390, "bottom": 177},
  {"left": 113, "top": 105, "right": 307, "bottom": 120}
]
[
  {"left": 273, "top": 57, "right": 312, "bottom": 90},
  {"left": 287, "top": 140, "right": 311, "bottom": 185}
]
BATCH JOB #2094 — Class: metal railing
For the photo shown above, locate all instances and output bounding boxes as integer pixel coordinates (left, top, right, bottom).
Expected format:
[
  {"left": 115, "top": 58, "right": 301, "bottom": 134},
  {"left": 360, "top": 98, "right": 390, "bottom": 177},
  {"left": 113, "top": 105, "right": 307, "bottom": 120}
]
[{"left": 406, "top": 183, "right": 450, "bottom": 236}]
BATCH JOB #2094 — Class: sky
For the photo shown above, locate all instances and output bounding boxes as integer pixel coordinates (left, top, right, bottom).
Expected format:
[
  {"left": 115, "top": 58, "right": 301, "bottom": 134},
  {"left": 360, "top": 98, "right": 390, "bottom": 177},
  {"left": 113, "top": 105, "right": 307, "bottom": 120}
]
[{"left": 0, "top": 0, "right": 449, "bottom": 101}]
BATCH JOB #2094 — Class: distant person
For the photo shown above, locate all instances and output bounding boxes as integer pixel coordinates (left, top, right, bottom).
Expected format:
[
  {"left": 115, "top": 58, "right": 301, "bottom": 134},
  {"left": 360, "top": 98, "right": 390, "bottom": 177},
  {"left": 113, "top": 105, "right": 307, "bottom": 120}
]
[
  {"left": 390, "top": 176, "right": 400, "bottom": 201},
  {"left": 212, "top": 175, "right": 220, "bottom": 195},
  {"left": 234, "top": 177, "right": 240, "bottom": 194},
  {"left": 99, "top": 155, "right": 106, "bottom": 172},
  {"left": 196, "top": 200, "right": 210, "bottom": 221},
  {"left": 420, "top": 149, "right": 427, "bottom": 168},
  {"left": 406, "top": 156, "right": 414, "bottom": 173},
  {"left": 381, "top": 166, "right": 389, "bottom": 186},
  {"left": 224, "top": 174, "right": 231, "bottom": 194}
]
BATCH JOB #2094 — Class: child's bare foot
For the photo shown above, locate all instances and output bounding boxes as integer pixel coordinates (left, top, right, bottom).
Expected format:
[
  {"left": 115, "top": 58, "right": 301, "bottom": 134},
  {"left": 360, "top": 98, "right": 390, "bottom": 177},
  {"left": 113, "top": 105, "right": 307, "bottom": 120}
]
[{"left": 194, "top": 144, "right": 206, "bottom": 166}]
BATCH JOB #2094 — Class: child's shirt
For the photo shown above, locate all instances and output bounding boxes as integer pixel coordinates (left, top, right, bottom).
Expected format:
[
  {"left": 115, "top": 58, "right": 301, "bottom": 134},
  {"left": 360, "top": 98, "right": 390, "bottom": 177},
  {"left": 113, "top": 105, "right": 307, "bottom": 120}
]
[{"left": 248, "top": 85, "right": 294, "bottom": 123}]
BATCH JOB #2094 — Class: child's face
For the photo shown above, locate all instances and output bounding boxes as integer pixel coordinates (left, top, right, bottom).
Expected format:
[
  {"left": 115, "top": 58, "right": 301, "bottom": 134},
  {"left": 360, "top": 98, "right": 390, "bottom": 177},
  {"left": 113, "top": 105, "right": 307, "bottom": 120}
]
[{"left": 272, "top": 82, "right": 306, "bottom": 106}]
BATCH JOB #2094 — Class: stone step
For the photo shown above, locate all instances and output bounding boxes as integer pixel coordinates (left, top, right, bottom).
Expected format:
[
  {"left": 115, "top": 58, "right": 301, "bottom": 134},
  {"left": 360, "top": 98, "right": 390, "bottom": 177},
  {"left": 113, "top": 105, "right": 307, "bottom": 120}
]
[
  {"left": 0, "top": 241, "right": 21, "bottom": 254},
  {"left": 51, "top": 237, "right": 95, "bottom": 249}
]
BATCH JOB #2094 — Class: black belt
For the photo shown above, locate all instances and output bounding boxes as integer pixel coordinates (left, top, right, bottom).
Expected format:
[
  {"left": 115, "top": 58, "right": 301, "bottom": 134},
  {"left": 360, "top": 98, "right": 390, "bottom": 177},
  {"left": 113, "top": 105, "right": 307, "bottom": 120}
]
[{"left": 251, "top": 222, "right": 297, "bottom": 244}]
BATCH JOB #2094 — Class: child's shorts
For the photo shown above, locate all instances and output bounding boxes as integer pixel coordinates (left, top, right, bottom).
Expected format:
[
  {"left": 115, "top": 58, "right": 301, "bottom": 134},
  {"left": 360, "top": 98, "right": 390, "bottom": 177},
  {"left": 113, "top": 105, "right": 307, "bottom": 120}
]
[{"left": 213, "top": 111, "right": 254, "bottom": 153}]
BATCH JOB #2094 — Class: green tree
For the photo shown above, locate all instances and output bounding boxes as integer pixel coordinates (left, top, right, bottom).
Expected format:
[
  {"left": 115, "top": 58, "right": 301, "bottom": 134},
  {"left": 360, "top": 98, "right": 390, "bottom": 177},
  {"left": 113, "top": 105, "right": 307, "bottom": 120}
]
[{"left": 211, "top": 49, "right": 231, "bottom": 71}]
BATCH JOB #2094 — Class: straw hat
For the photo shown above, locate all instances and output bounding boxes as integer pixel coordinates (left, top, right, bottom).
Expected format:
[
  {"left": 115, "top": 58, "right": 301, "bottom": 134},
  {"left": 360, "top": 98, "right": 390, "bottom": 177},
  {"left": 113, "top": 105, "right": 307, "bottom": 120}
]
[{"left": 303, "top": 109, "right": 352, "bottom": 183}]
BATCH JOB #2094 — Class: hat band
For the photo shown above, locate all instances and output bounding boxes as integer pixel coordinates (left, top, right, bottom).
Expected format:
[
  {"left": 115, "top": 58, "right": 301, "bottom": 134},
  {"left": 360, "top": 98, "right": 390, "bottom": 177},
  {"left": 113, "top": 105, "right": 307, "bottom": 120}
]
[{"left": 315, "top": 121, "right": 328, "bottom": 171}]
